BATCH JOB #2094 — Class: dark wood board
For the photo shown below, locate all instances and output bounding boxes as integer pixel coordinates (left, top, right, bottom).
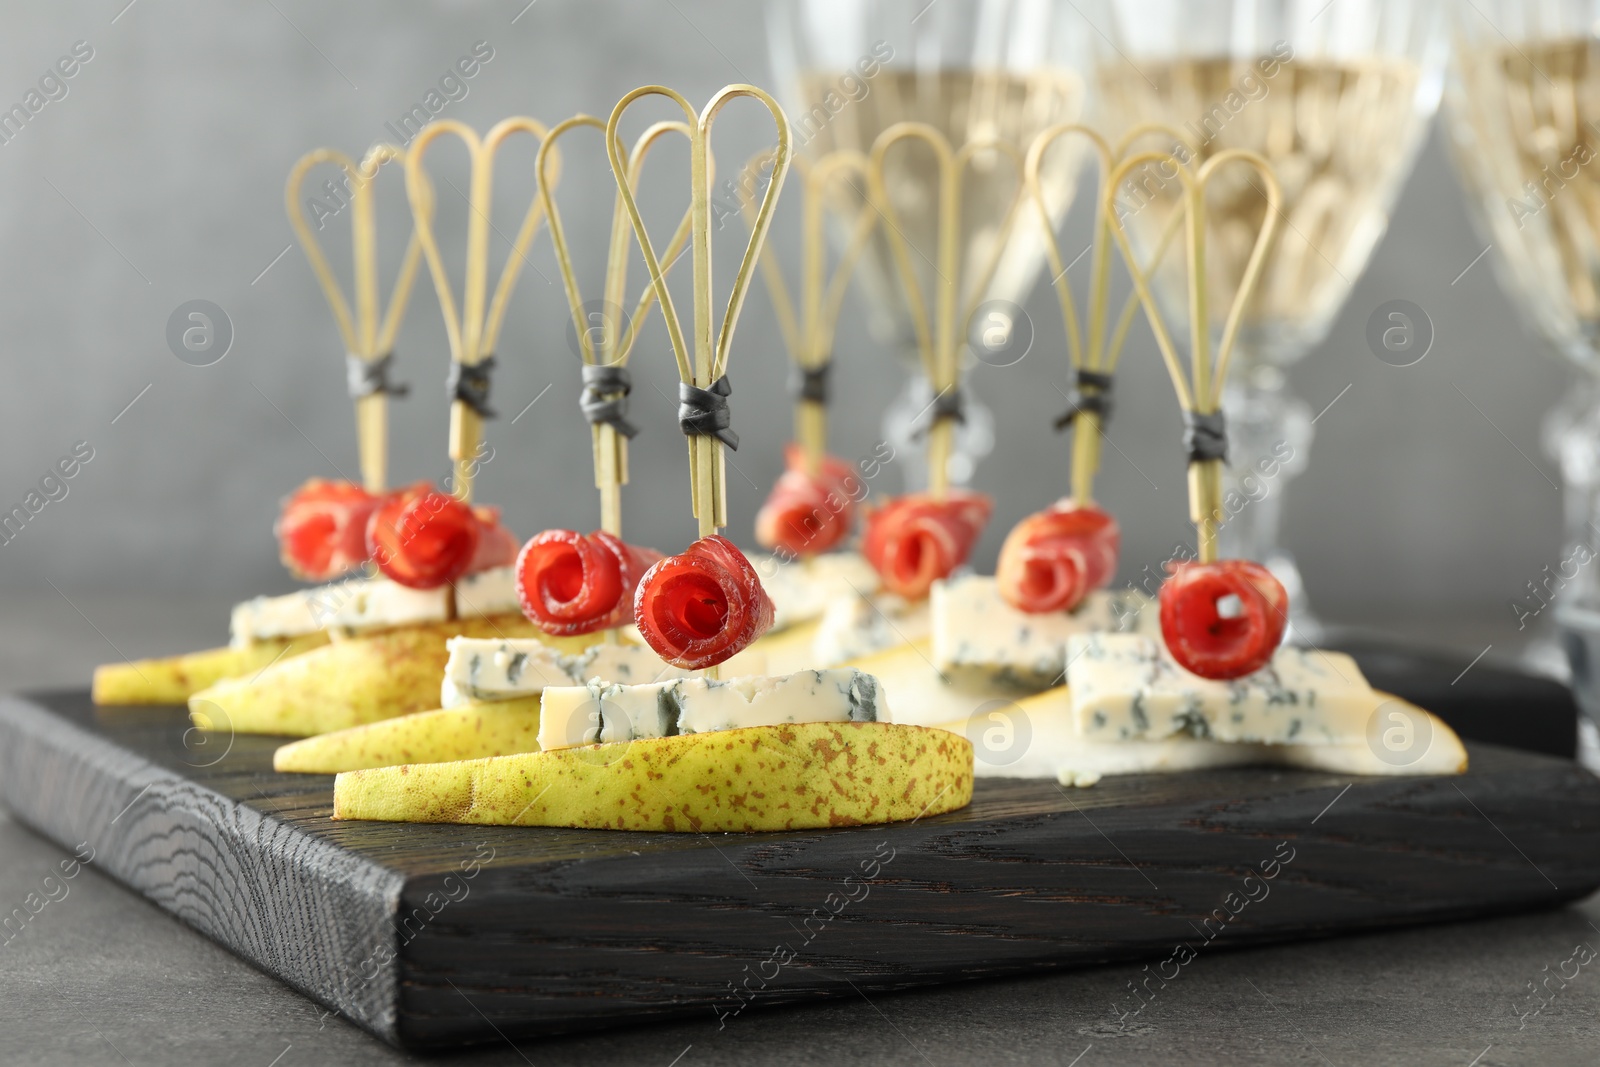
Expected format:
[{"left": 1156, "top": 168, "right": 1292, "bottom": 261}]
[{"left": 3, "top": 687, "right": 1600, "bottom": 1052}]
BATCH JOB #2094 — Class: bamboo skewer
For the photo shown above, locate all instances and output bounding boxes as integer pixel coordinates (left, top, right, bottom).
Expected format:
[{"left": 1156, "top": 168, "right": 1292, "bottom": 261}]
[
  {"left": 739, "top": 150, "right": 877, "bottom": 477},
  {"left": 867, "top": 125, "right": 1024, "bottom": 501},
  {"left": 286, "top": 144, "right": 424, "bottom": 493},
  {"left": 405, "top": 118, "right": 557, "bottom": 505},
  {"left": 606, "top": 85, "right": 793, "bottom": 540},
  {"left": 538, "top": 116, "right": 696, "bottom": 539},
  {"left": 1104, "top": 148, "right": 1282, "bottom": 564},
  {"left": 1025, "top": 123, "right": 1192, "bottom": 506}
]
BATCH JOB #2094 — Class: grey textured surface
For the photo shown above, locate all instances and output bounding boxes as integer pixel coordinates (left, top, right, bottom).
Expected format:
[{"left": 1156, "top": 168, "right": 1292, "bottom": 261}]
[{"left": 0, "top": 0, "right": 1574, "bottom": 639}]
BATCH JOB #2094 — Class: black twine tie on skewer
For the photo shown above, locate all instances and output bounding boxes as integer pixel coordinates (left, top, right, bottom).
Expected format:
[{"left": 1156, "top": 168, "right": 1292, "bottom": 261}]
[
  {"left": 346, "top": 353, "right": 410, "bottom": 400},
  {"left": 910, "top": 385, "right": 966, "bottom": 441},
  {"left": 579, "top": 363, "right": 639, "bottom": 439},
  {"left": 1053, "top": 369, "right": 1114, "bottom": 431},
  {"left": 447, "top": 356, "right": 496, "bottom": 419},
  {"left": 789, "top": 362, "right": 831, "bottom": 405},
  {"left": 678, "top": 374, "right": 739, "bottom": 450},
  {"left": 1182, "top": 409, "right": 1229, "bottom": 465}
]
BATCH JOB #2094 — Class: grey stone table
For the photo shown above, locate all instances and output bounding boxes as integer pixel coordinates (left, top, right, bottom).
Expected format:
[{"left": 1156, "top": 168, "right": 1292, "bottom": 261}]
[{"left": 2, "top": 594, "right": 1596, "bottom": 1066}]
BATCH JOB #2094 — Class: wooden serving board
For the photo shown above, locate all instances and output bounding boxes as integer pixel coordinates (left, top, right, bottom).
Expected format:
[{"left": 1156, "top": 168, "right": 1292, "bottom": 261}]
[{"left": 3, "top": 688, "right": 1600, "bottom": 1052}]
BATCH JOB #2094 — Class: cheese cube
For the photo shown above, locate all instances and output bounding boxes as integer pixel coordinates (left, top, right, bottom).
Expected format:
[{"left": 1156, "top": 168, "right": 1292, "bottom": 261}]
[
  {"left": 454, "top": 565, "right": 522, "bottom": 619},
  {"left": 930, "top": 575, "right": 1156, "bottom": 691},
  {"left": 537, "top": 668, "right": 889, "bottom": 751},
  {"left": 230, "top": 564, "right": 523, "bottom": 647},
  {"left": 442, "top": 638, "right": 573, "bottom": 707},
  {"left": 539, "top": 679, "right": 678, "bottom": 749},
  {"left": 749, "top": 551, "right": 880, "bottom": 632},
  {"left": 441, "top": 637, "right": 688, "bottom": 708},
  {"left": 230, "top": 589, "right": 325, "bottom": 647},
  {"left": 675, "top": 669, "right": 887, "bottom": 735},
  {"left": 813, "top": 591, "right": 929, "bottom": 666},
  {"left": 1068, "top": 633, "right": 1374, "bottom": 744}
]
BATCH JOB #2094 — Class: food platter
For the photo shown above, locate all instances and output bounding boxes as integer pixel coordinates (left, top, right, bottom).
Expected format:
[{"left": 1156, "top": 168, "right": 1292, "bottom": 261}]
[
  {"left": 38, "top": 71, "right": 1600, "bottom": 1054},
  {"left": 4, "top": 685, "right": 1596, "bottom": 1051}
]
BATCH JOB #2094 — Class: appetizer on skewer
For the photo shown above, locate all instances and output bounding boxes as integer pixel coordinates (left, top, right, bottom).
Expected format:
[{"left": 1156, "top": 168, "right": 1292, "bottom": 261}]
[
  {"left": 186, "top": 120, "right": 576, "bottom": 737},
  {"left": 391, "top": 111, "right": 758, "bottom": 735},
  {"left": 984, "top": 143, "right": 1466, "bottom": 784},
  {"left": 790, "top": 123, "right": 1025, "bottom": 669},
  {"left": 732, "top": 148, "right": 884, "bottom": 662},
  {"left": 930, "top": 125, "right": 1184, "bottom": 692},
  {"left": 330, "top": 84, "right": 974, "bottom": 831},
  {"left": 274, "top": 112, "right": 741, "bottom": 775}
]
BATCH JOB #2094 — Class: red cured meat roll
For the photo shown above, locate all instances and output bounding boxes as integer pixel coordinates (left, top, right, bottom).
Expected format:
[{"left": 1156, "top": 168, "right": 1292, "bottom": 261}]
[
  {"left": 516, "top": 529, "right": 663, "bottom": 637},
  {"left": 276, "top": 478, "right": 380, "bottom": 582},
  {"left": 754, "top": 444, "right": 858, "bottom": 557},
  {"left": 861, "top": 491, "right": 992, "bottom": 600},
  {"left": 995, "top": 501, "right": 1120, "bottom": 614},
  {"left": 633, "top": 534, "right": 774, "bottom": 669}
]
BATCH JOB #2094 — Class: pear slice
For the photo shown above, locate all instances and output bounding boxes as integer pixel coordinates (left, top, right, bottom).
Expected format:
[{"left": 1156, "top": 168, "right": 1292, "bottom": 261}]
[
  {"left": 189, "top": 614, "right": 553, "bottom": 738},
  {"left": 92, "top": 632, "right": 331, "bottom": 706},
  {"left": 274, "top": 696, "right": 542, "bottom": 774},
  {"left": 334, "top": 721, "right": 973, "bottom": 831}
]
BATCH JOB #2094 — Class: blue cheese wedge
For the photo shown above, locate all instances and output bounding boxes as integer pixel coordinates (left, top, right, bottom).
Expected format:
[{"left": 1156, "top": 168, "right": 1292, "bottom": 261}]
[
  {"left": 1067, "top": 633, "right": 1374, "bottom": 744},
  {"left": 453, "top": 566, "right": 521, "bottom": 619},
  {"left": 230, "top": 565, "right": 522, "bottom": 647},
  {"left": 813, "top": 590, "right": 929, "bottom": 666},
  {"left": 537, "top": 668, "right": 889, "bottom": 751},
  {"left": 229, "top": 589, "right": 324, "bottom": 647},
  {"left": 931, "top": 698, "right": 1466, "bottom": 785},
  {"left": 930, "top": 575, "right": 1156, "bottom": 691},
  {"left": 750, "top": 551, "right": 880, "bottom": 632},
  {"left": 441, "top": 638, "right": 691, "bottom": 708}
]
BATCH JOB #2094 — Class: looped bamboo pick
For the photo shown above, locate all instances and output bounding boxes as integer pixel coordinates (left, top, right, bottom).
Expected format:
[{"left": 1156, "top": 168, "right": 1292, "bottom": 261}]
[
  {"left": 405, "top": 118, "right": 557, "bottom": 503},
  {"left": 740, "top": 149, "right": 877, "bottom": 477},
  {"left": 286, "top": 143, "right": 424, "bottom": 493},
  {"left": 1104, "top": 148, "right": 1282, "bottom": 563},
  {"left": 867, "top": 125, "right": 1024, "bottom": 500},
  {"left": 1026, "top": 122, "right": 1192, "bottom": 505},
  {"left": 538, "top": 115, "right": 695, "bottom": 538},
  {"left": 607, "top": 85, "right": 792, "bottom": 537}
]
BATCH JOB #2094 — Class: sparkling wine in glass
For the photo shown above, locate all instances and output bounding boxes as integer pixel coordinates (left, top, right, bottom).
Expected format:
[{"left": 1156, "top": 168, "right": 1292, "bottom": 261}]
[
  {"left": 1096, "top": 0, "right": 1447, "bottom": 637},
  {"left": 1445, "top": 2, "right": 1600, "bottom": 720}
]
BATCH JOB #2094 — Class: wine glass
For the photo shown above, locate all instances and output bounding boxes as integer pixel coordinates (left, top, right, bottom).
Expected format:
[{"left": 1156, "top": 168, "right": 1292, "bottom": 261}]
[
  {"left": 1444, "top": 2, "right": 1600, "bottom": 730},
  {"left": 1096, "top": 0, "right": 1447, "bottom": 637},
  {"left": 766, "top": 0, "right": 1101, "bottom": 489}
]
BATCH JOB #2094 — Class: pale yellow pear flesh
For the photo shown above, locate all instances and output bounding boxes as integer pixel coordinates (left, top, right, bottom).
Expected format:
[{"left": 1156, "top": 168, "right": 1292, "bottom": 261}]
[
  {"left": 273, "top": 697, "right": 543, "bottom": 774},
  {"left": 92, "top": 633, "right": 331, "bottom": 706},
  {"left": 189, "top": 615, "right": 547, "bottom": 738},
  {"left": 334, "top": 721, "right": 974, "bottom": 832}
]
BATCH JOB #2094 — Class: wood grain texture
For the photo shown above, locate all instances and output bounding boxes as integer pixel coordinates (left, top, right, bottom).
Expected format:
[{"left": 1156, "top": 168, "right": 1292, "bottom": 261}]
[{"left": 2, "top": 688, "right": 1599, "bottom": 1051}]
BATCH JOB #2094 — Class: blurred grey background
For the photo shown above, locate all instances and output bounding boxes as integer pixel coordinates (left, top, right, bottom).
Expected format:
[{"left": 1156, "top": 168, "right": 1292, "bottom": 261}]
[{"left": 0, "top": 0, "right": 1569, "bottom": 673}]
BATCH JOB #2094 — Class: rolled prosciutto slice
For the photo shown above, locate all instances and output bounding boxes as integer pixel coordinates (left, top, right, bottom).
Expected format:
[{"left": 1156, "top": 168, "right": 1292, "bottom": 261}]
[
  {"left": 365, "top": 482, "right": 482, "bottom": 590},
  {"left": 861, "top": 491, "right": 993, "bottom": 600},
  {"left": 633, "top": 534, "right": 775, "bottom": 669},
  {"left": 996, "top": 501, "right": 1120, "bottom": 614},
  {"left": 754, "top": 444, "right": 858, "bottom": 557},
  {"left": 276, "top": 478, "right": 380, "bottom": 582},
  {"left": 1158, "top": 559, "right": 1288, "bottom": 680},
  {"left": 516, "top": 529, "right": 664, "bottom": 637},
  {"left": 468, "top": 505, "right": 522, "bottom": 573}
]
